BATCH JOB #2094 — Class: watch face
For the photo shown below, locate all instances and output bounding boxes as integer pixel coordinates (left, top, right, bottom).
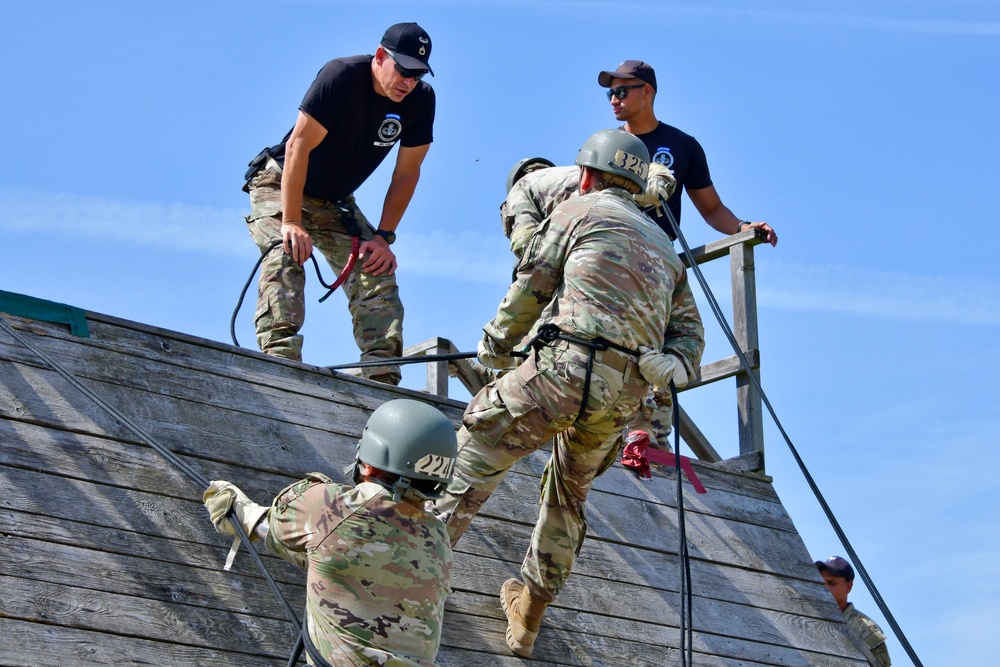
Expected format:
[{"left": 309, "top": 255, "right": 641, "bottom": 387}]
[{"left": 377, "top": 230, "right": 396, "bottom": 245}]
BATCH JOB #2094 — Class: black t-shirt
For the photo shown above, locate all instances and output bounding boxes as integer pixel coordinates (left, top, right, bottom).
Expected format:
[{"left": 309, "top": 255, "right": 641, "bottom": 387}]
[
  {"left": 633, "top": 122, "right": 712, "bottom": 233},
  {"left": 288, "top": 55, "right": 435, "bottom": 202}
]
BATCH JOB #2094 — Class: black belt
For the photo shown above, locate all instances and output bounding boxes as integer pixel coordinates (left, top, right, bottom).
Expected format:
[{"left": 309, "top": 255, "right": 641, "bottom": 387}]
[{"left": 525, "top": 324, "right": 639, "bottom": 420}]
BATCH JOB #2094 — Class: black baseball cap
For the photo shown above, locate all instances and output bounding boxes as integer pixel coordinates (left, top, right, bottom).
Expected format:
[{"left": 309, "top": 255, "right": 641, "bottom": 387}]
[
  {"left": 815, "top": 556, "right": 855, "bottom": 582},
  {"left": 598, "top": 60, "right": 657, "bottom": 92},
  {"left": 381, "top": 22, "right": 434, "bottom": 76}
]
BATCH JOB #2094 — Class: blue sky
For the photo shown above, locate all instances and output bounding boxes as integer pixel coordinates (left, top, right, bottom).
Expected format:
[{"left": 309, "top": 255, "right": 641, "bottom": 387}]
[{"left": 2, "top": 1, "right": 998, "bottom": 663}]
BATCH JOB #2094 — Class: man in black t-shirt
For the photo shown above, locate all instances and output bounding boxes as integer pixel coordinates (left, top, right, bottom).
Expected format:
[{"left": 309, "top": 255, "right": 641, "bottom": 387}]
[
  {"left": 597, "top": 60, "right": 777, "bottom": 246},
  {"left": 244, "top": 23, "right": 436, "bottom": 384},
  {"left": 596, "top": 60, "right": 776, "bottom": 452}
]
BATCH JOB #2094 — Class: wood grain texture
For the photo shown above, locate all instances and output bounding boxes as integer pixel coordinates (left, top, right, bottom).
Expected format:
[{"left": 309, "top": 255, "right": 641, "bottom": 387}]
[{"left": 0, "top": 312, "right": 870, "bottom": 666}]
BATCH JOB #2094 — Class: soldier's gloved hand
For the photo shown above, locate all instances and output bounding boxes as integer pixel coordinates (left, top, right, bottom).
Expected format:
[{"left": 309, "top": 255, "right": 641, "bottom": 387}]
[
  {"left": 637, "top": 347, "right": 678, "bottom": 388},
  {"left": 638, "top": 347, "right": 691, "bottom": 388},
  {"left": 632, "top": 163, "right": 677, "bottom": 211},
  {"left": 203, "top": 480, "right": 268, "bottom": 539},
  {"left": 477, "top": 334, "right": 521, "bottom": 370}
]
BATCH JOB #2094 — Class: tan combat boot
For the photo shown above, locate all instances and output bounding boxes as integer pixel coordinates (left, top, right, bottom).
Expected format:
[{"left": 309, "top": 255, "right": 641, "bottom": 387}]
[{"left": 500, "top": 578, "right": 550, "bottom": 658}]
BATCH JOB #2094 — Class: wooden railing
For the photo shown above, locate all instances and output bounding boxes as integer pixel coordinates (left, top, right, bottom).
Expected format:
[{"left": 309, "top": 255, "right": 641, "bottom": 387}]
[{"left": 404, "top": 228, "right": 768, "bottom": 473}]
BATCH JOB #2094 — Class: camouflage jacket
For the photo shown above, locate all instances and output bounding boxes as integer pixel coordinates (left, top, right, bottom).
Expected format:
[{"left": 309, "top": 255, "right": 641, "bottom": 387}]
[
  {"left": 485, "top": 187, "right": 705, "bottom": 378},
  {"left": 265, "top": 474, "right": 452, "bottom": 667},
  {"left": 501, "top": 165, "right": 580, "bottom": 259},
  {"left": 844, "top": 603, "right": 891, "bottom": 667}
]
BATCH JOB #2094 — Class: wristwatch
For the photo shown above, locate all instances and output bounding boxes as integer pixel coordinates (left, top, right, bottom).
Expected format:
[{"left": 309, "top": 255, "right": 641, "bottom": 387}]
[{"left": 374, "top": 229, "right": 396, "bottom": 245}]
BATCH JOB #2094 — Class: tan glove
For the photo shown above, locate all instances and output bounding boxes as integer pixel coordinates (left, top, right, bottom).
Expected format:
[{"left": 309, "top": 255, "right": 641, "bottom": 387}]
[
  {"left": 632, "top": 163, "right": 677, "bottom": 210},
  {"left": 203, "top": 480, "right": 268, "bottom": 538},
  {"left": 637, "top": 347, "right": 691, "bottom": 389},
  {"left": 477, "top": 335, "right": 521, "bottom": 370}
]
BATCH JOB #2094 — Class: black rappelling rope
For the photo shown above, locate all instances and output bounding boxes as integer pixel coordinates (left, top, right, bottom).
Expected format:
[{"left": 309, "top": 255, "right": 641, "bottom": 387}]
[
  {"left": 671, "top": 380, "right": 694, "bottom": 667},
  {"left": 657, "top": 198, "right": 924, "bottom": 667},
  {"left": 230, "top": 239, "right": 351, "bottom": 348},
  {"left": 327, "top": 351, "right": 477, "bottom": 371},
  {"left": 0, "top": 313, "right": 306, "bottom": 660},
  {"left": 326, "top": 350, "right": 527, "bottom": 372}
]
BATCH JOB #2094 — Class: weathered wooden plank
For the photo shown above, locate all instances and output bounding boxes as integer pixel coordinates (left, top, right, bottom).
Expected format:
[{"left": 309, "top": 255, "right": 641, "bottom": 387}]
[
  {"left": 0, "top": 509, "right": 292, "bottom": 584},
  {"left": 455, "top": 519, "right": 843, "bottom": 622},
  {"left": 731, "top": 242, "right": 764, "bottom": 463},
  {"left": 1, "top": 311, "right": 466, "bottom": 414},
  {"left": 439, "top": 598, "right": 864, "bottom": 667},
  {"left": 0, "top": 324, "right": 429, "bottom": 441},
  {"left": 1, "top": 534, "right": 305, "bottom": 622},
  {"left": 475, "top": 468, "right": 817, "bottom": 579},
  {"left": 0, "top": 617, "right": 293, "bottom": 667},
  {"left": 686, "top": 349, "right": 760, "bottom": 389},
  {"left": 0, "top": 391, "right": 791, "bottom": 537},
  {"left": 448, "top": 557, "right": 859, "bottom": 662},
  {"left": 4, "top": 519, "right": 854, "bottom": 667},
  {"left": 0, "top": 574, "right": 298, "bottom": 657},
  {"left": 0, "top": 311, "right": 874, "bottom": 667},
  {"left": 0, "top": 417, "right": 304, "bottom": 510},
  {"left": 1, "top": 452, "right": 809, "bottom": 586},
  {"left": 2, "top": 517, "right": 843, "bottom": 647},
  {"left": 678, "top": 227, "right": 767, "bottom": 267},
  {"left": 0, "top": 357, "right": 380, "bottom": 481}
]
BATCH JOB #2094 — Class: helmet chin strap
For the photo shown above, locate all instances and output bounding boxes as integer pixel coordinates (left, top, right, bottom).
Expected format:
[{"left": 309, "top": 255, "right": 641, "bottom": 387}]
[{"left": 391, "top": 477, "right": 411, "bottom": 503}]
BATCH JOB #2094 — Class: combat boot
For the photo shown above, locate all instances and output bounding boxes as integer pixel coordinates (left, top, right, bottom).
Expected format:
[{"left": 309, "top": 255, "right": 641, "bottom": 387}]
[{"left": 500, "top": 578, "right": 549, "bottom": 658}]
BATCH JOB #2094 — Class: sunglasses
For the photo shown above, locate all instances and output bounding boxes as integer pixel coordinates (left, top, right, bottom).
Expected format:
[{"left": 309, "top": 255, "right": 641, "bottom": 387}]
[
  {"left": 606, "top": 84, "right": 645, "bottom": 100},
  {"left": 384, "top": 48, "right": 427, "bottom": 81}
]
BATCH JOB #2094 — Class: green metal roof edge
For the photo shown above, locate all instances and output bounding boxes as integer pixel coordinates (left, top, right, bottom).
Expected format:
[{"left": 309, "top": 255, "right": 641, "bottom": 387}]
[{"left": 0, "top": 290, "right": 89, "bottom": 338}]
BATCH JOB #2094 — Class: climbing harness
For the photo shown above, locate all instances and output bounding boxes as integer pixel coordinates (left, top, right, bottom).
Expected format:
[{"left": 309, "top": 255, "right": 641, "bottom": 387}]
[
  {"left": 230, "top": 201, "right": 362, "bottom": 348},
  {"left": 522, "top": 323, "right": 639, "bottom": 420},
  {"left": 0, "top": 313, "right": 308, "bottom": 667},
  {"left": 658, "top": 197, "right": 924, "bottom": 667}
]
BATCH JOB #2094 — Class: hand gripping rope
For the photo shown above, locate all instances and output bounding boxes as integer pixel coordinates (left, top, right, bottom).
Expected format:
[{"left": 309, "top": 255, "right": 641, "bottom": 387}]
[
  {"left": 657, "top": 197, "right": 924, "bottom": 667},
  {"left": 0, "top": 314, "right": 323, "bottom": 667},
  {"left": 230, "top": 202, "right": 363, "bottom": 349}
]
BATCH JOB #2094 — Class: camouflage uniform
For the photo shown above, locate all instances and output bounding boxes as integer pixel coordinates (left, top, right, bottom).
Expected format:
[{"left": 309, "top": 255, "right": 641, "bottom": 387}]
[
  {"left": 843, "top": 603, "right": 891, "bottom": 667},
  {"left": 246, "top": 158, "right": 403, "bottom": 384},
  {"left": 503, "top": 165, "right": 679, "bottom": 449},
  {"left": 265, "top": 473, "right": 452, "bottom": 667},
  {"left": 632, "top": 385, "right": 676, "bottom": 450},
  {"left": 435, "top": 187, "right": 704, "bottom": 602},
  {"left": 501, "top": 165, "right": 580, "bottom": 259}
]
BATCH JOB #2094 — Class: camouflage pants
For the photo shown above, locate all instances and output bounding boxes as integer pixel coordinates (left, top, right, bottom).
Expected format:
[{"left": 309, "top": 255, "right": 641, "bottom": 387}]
[
  {"left": 245, "top": 163, "right": 403, "bottom": 384},
  {"left": 629, "top": 385, "right": 675, "bottom": 451},
  {"left": 434, "top": 340, "right": 648, "bottom": 602}
]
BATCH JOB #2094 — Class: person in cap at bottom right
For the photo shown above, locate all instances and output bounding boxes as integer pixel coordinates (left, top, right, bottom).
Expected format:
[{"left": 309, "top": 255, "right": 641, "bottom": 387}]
[{"left": 816, "top": 556, "right": 892, "bottom": 667}]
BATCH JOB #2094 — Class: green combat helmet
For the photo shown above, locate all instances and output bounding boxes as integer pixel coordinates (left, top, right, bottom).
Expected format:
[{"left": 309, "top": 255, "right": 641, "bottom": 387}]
[
  {"left": 574, "top": 129, "right": 650, "bottom": 194},
  {"left": 506, "top": 156, "right": 555, "bottom": 194},
  {"left": 355, "top": 399, "right": 458, "bottom": 501}
]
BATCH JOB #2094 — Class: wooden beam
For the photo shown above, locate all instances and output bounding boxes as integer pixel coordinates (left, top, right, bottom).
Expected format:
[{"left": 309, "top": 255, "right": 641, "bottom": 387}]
[
  {"left": 402, "top": 336, "right": 454, "bottom": 397},
  {"left": 731, "top": 242, "right": 765, "bottom": 466},
  {"left": 718, "top": 450, "right": 767, "bottom": 475},
  {"left": 678, "top": 227, "right": 767, "bottom": 268},
  {"left": 678, "top": 405, "right": 721, "bottom": 463},
  {"left": 683, "top": 350, "right": 760, "bottom": 390}
]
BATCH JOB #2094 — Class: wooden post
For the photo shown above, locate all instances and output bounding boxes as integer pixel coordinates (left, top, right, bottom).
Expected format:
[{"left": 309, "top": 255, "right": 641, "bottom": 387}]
[
  {"left": 401, "top": 337, "right": 452, "bottom": 397},
  {"left": 730, "top": 241, "right": 765, "bottom": 470}
]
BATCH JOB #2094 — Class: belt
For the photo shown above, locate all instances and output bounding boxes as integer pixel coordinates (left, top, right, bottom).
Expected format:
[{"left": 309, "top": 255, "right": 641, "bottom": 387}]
[{"left": 552, "top": 339, "right": 635, "bottom": 375}]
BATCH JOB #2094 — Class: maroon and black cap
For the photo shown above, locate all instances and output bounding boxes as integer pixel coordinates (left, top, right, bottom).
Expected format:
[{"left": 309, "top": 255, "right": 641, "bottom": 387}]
[
  {"left": 815, "top": 556, "right": 855, "bottom": 582},
  {"left": 598, "top": 60, "right": 657, "bottom": 91},
  {"left": 381, "top": 22, "right": 434, "bottom": 75}
]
